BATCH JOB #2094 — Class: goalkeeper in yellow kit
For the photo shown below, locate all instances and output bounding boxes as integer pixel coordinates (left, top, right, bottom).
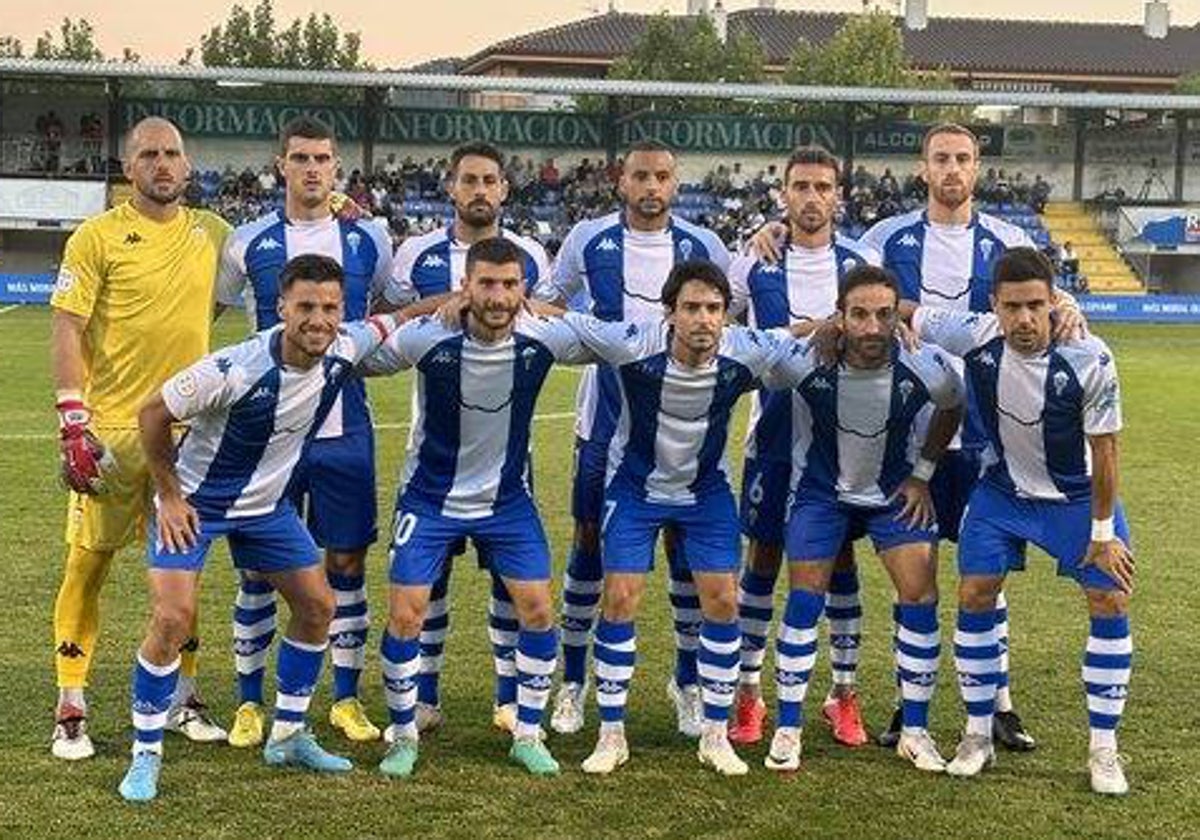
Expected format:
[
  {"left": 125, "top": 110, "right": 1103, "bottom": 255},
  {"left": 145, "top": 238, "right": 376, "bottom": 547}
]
[{"left": 49, "top": 117, "right": 231, "bottom": 759}]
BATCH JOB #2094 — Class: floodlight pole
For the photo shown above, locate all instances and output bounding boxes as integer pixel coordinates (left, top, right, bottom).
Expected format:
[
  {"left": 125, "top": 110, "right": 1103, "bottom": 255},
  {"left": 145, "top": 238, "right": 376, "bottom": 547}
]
[
  {"left": 842, "top": 102, "right": 856, "bottom": 200},
  {"left": 1174, "top": 112, "right": 1186, "bottom": 202}
]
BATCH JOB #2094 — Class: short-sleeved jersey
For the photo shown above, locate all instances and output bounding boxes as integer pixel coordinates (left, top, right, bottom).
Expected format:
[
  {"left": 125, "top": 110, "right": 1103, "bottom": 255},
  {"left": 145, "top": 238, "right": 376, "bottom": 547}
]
[
  {"left": 381, "top": 226, "right": 549, "bottom": 307},
  {"left": 914, "top": 307, "right": 1121, "bottom": 503},
  {"left": 859, "top": 210, "right": 1033, "bottom": 313},
  {"left": 761, "top": 339, "right": 964, "bottom": 507},
  {"left": 562, "top": 312, "right": 786, "bottom": 505},
  {"left": 533, "top": 211, "right": 732, "bottom": 446},
  {"left": 728, "top": 234, "right": 880, "bottom": 466},
  {"left": 51, "top": 202, "right": 231, "bottom": 428},
  {"left": 162, "top": 320, "right": 388, "bottom": 520},
  {"left": 363, "top": 313, "right": 591, "bottom": 519},
  {"left": 215, "top": 211, "right": 393, "bottom": 439}
]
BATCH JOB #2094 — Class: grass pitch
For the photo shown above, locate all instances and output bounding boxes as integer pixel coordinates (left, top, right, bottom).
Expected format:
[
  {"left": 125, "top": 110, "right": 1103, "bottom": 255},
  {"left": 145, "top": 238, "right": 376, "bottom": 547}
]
[{"left": 0, "top": 307, "right": 1196, "bottom": 839}]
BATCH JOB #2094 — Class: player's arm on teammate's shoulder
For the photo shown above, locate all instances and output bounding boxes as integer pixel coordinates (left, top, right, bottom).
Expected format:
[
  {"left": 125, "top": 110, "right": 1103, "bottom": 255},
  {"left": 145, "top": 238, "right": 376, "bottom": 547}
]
[
  {"left": 1050, "top": 287, "right": 1088, "bottom": 340},
  {"left": 357, "top": 317, "right": 426, "bottom": 377},
  {"left": 910, "top": 306, "right": 996, "bottom": 357},
  {"left": 560, "top": 311, "right": 648, "bottom": 365},
  {"left": 744, "top": 220, "right": 788, "bottom": 264},
  {"left": 758, "top": 328, "right": 816, "bottom": 391}
]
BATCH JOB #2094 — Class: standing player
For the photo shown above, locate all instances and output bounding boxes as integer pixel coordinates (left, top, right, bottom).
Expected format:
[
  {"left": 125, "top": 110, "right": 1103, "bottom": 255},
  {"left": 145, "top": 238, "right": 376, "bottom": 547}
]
[
  {"left": 913, "top": 249, "right": 1134, "bottom": 795},
  {"left": 759, "top": 266, "right": 964, "bottom": 774},
  {"left": 535, "top": 140, "right": 731, "bottom": 739},
  {"left": 216, "top": 115, "right": 394, "bottom": 747},
  {"left": 364, "top": 238, "right": 588, "bottom": 778},
  {"left": 49, "top": 116, "right": 229, "bottom": 759},
  {"left": 558, "top": 260, "right": 803, "bottom": 777},
  {"left": 377, "top": 141, "right": 550, "bottom": 735},
  {"left": 726, "top": 146, "right": 879, "bottom": 748},
  {"left": 118, "top": 254, "right": 398, "bottom": 802}
]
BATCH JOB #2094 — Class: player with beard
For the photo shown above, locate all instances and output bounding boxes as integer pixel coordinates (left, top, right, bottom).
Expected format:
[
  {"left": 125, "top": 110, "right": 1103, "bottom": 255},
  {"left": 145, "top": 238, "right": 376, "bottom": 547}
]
[
  {"left": 217, "top": 116, "right": 395, "bottom": 747},
  {"left": 725, "top": 147, "right": 879, "bottom": 748},
  {"left": 377, "top": 142, "right": 551, "bottom": 736},
  {"left": 534, "top": 141, "right": 731, "bottom": 741},
  {"left": 49, "top": 117, "right": 229, "bottom": 759}
]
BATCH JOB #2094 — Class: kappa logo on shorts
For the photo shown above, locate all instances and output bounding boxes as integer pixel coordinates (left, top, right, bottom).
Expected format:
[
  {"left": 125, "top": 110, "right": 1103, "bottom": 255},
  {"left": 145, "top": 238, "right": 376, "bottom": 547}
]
[{"left": 56, "top": 641, "right": 85, "bottom": 659}]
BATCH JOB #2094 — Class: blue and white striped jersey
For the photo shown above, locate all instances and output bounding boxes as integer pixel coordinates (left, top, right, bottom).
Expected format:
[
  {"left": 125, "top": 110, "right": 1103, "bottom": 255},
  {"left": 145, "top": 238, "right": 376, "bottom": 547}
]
[
  {"left": 381, "top": 226, "right": 550, "bottom": 306},
  {"left": 562, "top": 311, "right": 787, "bottom": 505},
  {"left": 914, "top": 307, "right": 1122, "bottom": 503},
  {"left": 362, "top": 313, "right": 592, "bottom": 519},
  {"left": 532, "top": 211, "right": 732, "bottom": 446},
  {"left": 215, "top": 211, "right": 394, "bottom": 439},
  {"left": 860, "top": 209, "right": 1031, "bottom": 452},
  {"left": 760, "top": 339, "right": 965, "bottom": 507},
  {"left": 728, "top": 234, "right": 880, "bottom": 466},
  {"left": 161, "top": 320, "right": 389, "bottom": 520}
]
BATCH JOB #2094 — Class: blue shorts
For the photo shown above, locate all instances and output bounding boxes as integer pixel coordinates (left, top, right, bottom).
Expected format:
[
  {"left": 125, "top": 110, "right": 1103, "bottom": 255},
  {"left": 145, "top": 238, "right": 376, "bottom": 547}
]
[
  {"left": 785, "top": 495, "right": 937, "bottom": 562},
  {"left": 147, "top": 504, "right": 321, "bottom": 574},
  {"left": 929, "top": 448, "right": 983, "bottom": 543},
  {"left": 288, "top": 427, "right": 377, "bottom": 553},
  {"left": 957, "top": 482, "right": 1132, "bottom": 591},
  {"left": 739, "top": 457, "right": 792, "bottom": 547},
  {"left": 602, "top": 486, "right": 741, "bottom": 575},
  {"left": 388, "top": 494, "right": 551, "bottom": 586},
  {"left": 571, "top": 437, "right": 608, "bottom": 524}
]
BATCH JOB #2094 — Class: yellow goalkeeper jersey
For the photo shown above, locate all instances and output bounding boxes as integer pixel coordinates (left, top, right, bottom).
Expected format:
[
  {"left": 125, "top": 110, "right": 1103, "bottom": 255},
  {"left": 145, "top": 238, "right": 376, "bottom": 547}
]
[{"left": 51, "top": 201, "right": 231, "bottom": 428}]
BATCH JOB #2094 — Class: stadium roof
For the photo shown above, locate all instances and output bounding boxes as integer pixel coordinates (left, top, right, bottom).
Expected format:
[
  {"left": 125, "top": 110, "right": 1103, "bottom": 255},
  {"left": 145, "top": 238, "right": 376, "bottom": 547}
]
[{"left": 459, "top": 9, "right": 1200, "bottom": 84}]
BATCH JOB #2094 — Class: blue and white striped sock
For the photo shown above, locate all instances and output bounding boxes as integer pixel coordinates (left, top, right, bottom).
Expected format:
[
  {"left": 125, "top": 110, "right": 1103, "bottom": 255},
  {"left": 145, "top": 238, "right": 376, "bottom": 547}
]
[
  {"left": 515, "top": 626, "right": 558, "bottom": 739},
  {"left": 560, "top": 548, "right": 603, "bottom": 687},
  {"left": 776, "top": 588, "right": 823, "bottom": 729},
  {"left": 489, "top": 574, "right": 519, "bottom": 707},
  {"left": 416, "top": 565, "right": 450, "bottom": 707},
  {"left": 736, "top": 568, "right": 775, "bottom": 688},
  {"left": 233, "top": 576, "right": 276, "bottom": 705},
  {"left": 130, "top": 654, "right": 180, "bottom": 755},
  {"left": 271, "top": 637, "right": 327, "bottom": 741},
  {"left": 826, "top": 568, "right": 862, "bottom": 689},
  {"left": 668, "top": 558, "right": 701, "bottom": 689},
  {"left": 328, "top": 572, "right": 369, "bottom": 702},
  {"left": 381, "top": 630, "right": 421, "bottom": 742},
  {"left": 994, "top": 591, "right": 1013, "bottom": 712},
  {"left": 954, "top": 608, "right": 1000, "bottom": 738},
  {"left": 896, "top": 603, "right": 940, "bottom": 733},
  {"left": 697, "top": 619, "right": 740, "bottom": 725},
  {"left": 594, "top": 619, "right": 636, "bottom": 729},
  {"left": 1084, "top": 614, "right": 1132, "bottom": 751}
]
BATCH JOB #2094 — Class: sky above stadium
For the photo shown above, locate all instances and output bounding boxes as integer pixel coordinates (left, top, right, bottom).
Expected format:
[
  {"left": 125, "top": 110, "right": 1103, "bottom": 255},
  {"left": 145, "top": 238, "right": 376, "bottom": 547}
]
[{"left": 0, "top": 1, "right": 1190, "bottom": 68}]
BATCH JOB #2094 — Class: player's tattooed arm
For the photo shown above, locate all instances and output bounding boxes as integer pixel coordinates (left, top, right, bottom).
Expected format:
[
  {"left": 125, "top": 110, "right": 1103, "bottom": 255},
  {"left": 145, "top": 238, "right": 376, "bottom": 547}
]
[
  {"left": 1081, "top": 432, "right": 1134, "bottom": 594},
  {"left": 139, "top": 395, "right": 200, "bottom": 551}
]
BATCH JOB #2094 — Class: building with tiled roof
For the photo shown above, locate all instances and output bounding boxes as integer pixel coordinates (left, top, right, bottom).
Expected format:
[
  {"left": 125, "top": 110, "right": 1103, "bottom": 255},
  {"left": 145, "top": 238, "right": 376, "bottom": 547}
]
[{"left": 459, "top": 6, "right": 1200, "bottom": 94}]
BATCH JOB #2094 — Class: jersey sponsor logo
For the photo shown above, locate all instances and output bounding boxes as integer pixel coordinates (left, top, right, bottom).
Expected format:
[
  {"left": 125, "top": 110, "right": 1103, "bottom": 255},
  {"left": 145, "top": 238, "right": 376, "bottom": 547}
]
[
  {"left": 174, "top": 371, "right": 199, "bottom": 399},
  {"left": 595, "top": 237, "right": 619, "bottom": 252},
  {"left": 54, "top": 267, "right": 76, "bottom": 294},
  {"left": 421, "top": 254, "right": 448, "bottom": 268},
  {"left": 898, "top": 233, "right": 920, "bottom": 248},
  {"left": 124, "top": 232, "right": 144, "bottom": 246},
  {"left": 256, "top": 236, "right": 282, "bottom": 252},
  {"left": 1052, "top": 370, "right": 1070, "bottom": 397}
]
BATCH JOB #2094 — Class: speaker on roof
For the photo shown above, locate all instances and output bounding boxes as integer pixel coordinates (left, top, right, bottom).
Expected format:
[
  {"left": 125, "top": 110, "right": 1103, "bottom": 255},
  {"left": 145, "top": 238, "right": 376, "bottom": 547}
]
[
  {"left": 1144, "top": 1, "right": 1169, "bottom": 39},
  {"left": 905, "top": 0, "right": 928, "bottom": 31}
]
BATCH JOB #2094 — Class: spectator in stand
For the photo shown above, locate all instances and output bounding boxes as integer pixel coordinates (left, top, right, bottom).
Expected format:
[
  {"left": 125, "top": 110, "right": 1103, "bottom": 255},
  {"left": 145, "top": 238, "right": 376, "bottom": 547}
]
[
  {"left": 257, "top": 165, "right": 277, "bottom": 195},
  {"left": 1030, "top": 175, "right": 1052, "bottom": 213},
  {"left": 540, "top": 158, "right": 560, "bottom": 189}
]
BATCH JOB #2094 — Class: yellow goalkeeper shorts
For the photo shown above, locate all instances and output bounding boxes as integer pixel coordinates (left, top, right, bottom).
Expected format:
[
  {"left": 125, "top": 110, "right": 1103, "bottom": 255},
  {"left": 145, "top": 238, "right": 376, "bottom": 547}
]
[{"left": 63, "top": 427, "right": 153, "bottom": 552}]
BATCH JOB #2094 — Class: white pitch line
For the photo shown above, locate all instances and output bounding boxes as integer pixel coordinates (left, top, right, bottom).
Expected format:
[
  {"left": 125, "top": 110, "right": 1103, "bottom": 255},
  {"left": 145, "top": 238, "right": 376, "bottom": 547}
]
[
  {"left": 0, "top": 410, "right": 577, "bottom": 441},
  {"left": 0, "top": 304, "right": 21, "bottom": 315}
]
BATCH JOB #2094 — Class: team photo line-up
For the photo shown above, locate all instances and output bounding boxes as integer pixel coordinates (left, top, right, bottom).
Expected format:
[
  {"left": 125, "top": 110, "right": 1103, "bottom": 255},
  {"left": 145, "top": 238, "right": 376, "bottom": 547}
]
[{"left": 47, "top": 112, "right": 1134, "bottom": 803}]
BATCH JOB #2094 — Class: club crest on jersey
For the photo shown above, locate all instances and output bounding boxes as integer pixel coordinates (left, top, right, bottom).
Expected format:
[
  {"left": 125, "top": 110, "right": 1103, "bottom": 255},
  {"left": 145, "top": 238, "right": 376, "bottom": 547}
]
[
  {"left": 520, "top": 345, "right": 539, "bottom": 370},
  {"left": 256, "top": 236, "right": 282, "bottom": 252},
  {"left": 346, "top": 231, "right": 361, "bottom": 255},
  {"left": 841, "top": 258, "right": 858, "bottom": 273},
  {"left": 677, "top": 239, "right": 694, "bottom": 260},
  {"left": 174, "top": 371, "right": 198, "bottom": 398},
  {"left": 625, "top": 323, "right": 639, "bottom": 339},
  {"left": 979, "top": 239, "right": 995, "bottom": 260},
  {"left": 54, "top": 267, "right": 76, "bottom": 294},
  {"left": 898, "top": 379, "right": 914, "bottom": 403},
  {"left": 1052, "top": 370, "right": 1069, "bottom": 397}
]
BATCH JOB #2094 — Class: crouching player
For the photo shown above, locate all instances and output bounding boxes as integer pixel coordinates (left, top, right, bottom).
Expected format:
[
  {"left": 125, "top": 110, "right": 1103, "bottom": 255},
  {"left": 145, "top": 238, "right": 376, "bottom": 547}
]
[
  {"left": 913, "top": 248, "right": 1135, "bottom": 796},
  {"left": 363, "top": 237, "right": 594, "bottom": 778},
  {"left": 760, "top": 265, "right": 965, "bottom": 773},
  {"left": 118, "top": 254, "right": 397, "bottom": 801}
]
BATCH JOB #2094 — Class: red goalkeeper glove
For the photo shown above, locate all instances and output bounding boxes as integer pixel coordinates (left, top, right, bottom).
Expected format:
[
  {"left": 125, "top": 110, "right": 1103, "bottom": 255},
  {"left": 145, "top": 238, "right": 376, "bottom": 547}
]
[{"left": 56, "top": 394, "right": 115, "bottom": 495}]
